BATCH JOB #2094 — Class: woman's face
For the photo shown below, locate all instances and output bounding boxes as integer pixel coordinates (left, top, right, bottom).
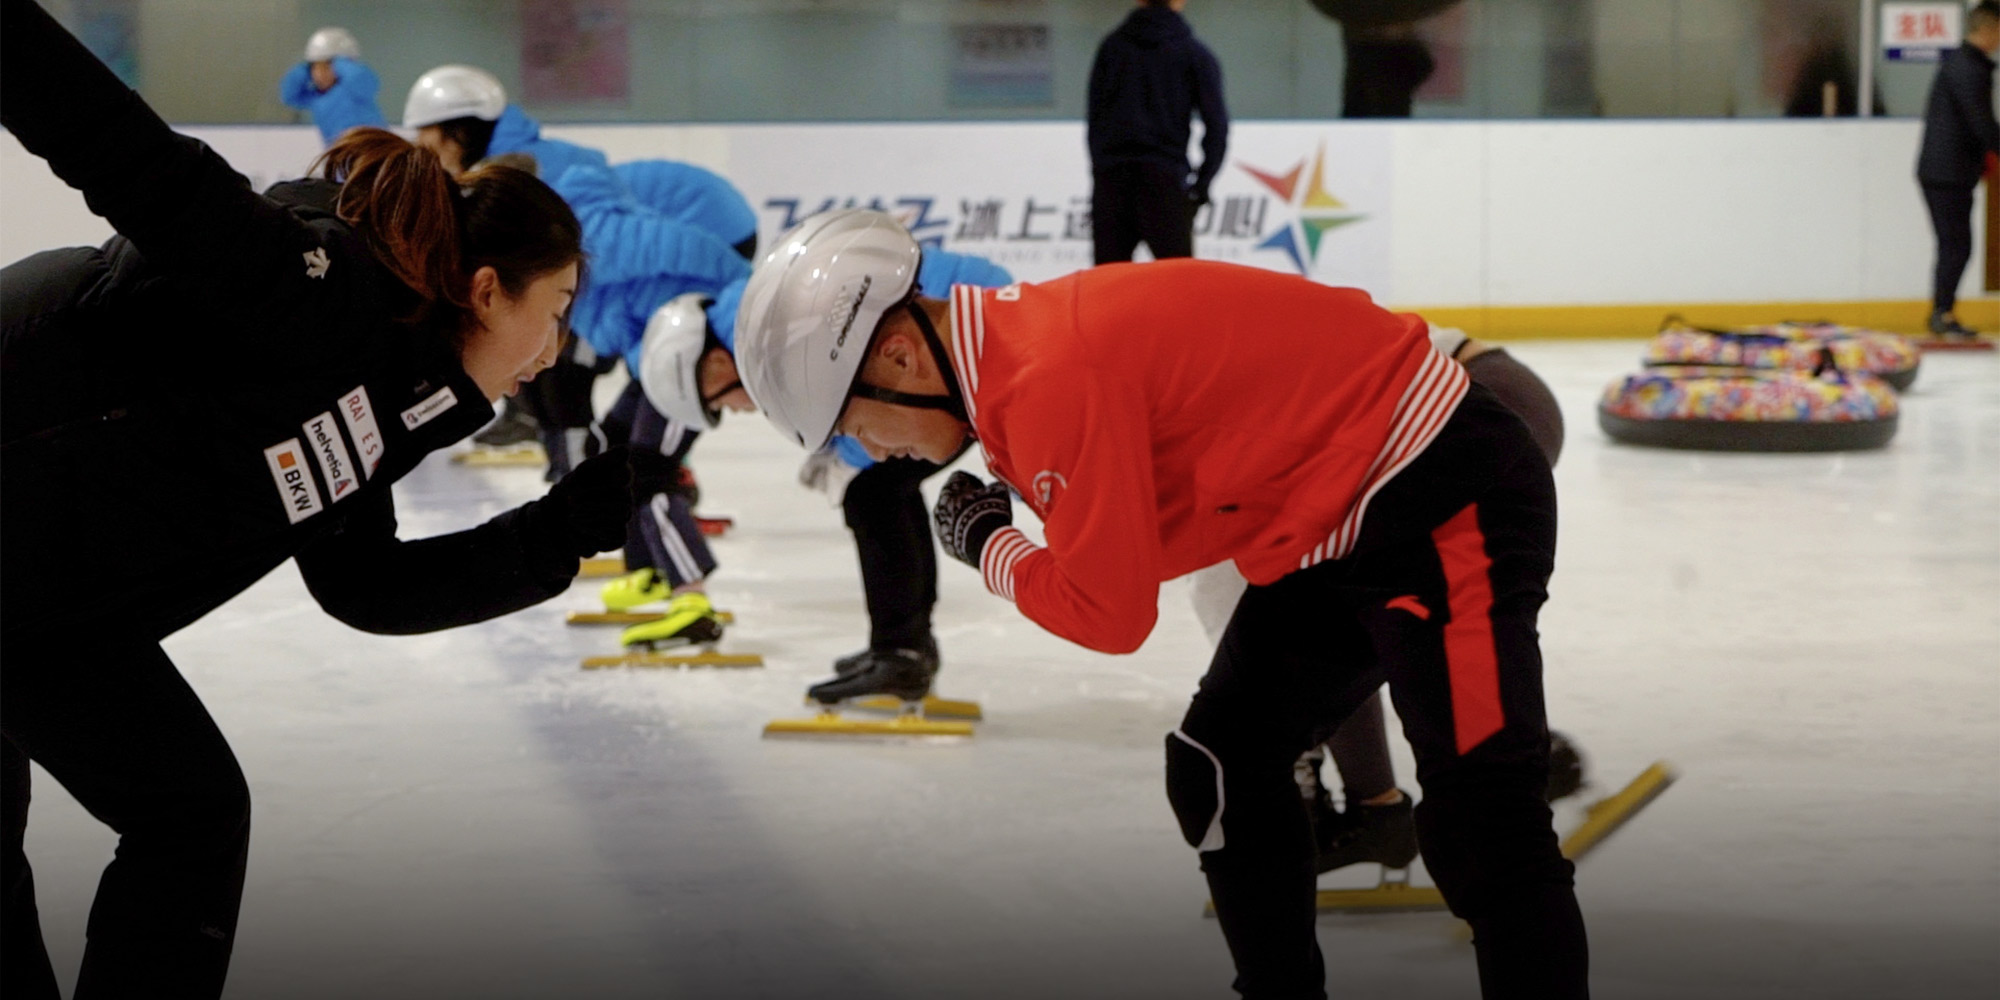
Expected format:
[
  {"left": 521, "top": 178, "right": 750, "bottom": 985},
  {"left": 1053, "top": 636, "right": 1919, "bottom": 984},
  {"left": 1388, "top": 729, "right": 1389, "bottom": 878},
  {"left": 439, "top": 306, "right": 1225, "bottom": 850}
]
[{"left": 459, "top": 263, "right": 578, "bottom": 402}]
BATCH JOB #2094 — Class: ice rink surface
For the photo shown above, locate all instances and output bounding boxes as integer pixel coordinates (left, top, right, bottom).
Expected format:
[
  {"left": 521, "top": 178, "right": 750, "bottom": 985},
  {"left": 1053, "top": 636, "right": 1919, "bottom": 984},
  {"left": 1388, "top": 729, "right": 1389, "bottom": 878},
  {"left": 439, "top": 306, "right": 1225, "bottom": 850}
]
[{"left": 20, "top": 341, "right": 1999, "bottom": 999}]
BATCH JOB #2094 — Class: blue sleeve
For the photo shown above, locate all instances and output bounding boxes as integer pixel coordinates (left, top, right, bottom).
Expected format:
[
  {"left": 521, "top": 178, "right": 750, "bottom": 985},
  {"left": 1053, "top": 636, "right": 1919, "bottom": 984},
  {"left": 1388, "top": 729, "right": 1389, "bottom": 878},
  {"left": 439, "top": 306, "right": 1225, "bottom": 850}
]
[
  {"left": 556, "top": 165, "right": 751, "bottom": 291},
  {"left": 308, "top": 58, "right": 387, "bottom": 144},
  {"left": 615, "top": 160, "right": 758, "bottom": 246},
  {"left": 524, "top": 138, "right": 610, "bottom": 190},
  {"left": 279, "top": 62, "right": 316, "bottom": 110},
  {"left": 917, "top": 248, "right": 1013, "bottom": 296}
]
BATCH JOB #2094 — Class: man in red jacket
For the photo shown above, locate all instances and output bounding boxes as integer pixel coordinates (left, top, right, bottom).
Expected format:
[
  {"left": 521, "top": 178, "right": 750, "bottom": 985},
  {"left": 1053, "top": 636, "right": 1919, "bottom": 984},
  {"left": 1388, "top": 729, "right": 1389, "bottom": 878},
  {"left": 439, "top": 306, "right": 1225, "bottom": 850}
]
[{"left": 735, "top": 209, "right": 1587, "bottom": 999}]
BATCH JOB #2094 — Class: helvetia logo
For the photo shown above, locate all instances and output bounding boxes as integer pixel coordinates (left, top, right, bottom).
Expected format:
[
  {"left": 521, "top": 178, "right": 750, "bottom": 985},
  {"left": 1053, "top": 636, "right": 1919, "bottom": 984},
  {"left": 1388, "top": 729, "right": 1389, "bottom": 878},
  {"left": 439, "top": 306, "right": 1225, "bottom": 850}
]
[{"left": 1237, "top": 142, "right": 1366, "bottom": 276}]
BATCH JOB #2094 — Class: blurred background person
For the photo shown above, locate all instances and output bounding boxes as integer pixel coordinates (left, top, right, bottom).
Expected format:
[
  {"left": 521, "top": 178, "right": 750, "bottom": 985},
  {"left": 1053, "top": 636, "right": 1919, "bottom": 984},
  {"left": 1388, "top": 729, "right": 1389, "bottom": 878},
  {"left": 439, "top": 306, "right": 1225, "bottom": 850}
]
[
  {"left": 1086, "top": 0, "right": 1227, "bottom": 265},
  {"left": 277, "top": 27, "right": 384, "bottom": 146},
  {"left": 1917, "top": 0, "right": 2000, "bottom": 340}
]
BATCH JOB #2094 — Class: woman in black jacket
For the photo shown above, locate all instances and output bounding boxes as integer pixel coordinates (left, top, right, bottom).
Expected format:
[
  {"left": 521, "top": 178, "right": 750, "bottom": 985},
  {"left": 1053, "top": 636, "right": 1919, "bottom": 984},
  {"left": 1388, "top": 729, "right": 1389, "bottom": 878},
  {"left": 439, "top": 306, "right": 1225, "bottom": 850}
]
[{"left": 0, "top": 2, "right": 637, "bottom": 995}]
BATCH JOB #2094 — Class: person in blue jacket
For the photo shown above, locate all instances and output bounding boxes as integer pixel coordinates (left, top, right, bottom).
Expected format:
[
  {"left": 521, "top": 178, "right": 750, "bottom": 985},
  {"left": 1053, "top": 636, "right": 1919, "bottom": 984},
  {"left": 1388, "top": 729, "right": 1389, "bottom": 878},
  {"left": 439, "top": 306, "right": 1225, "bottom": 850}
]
[
  {"left": 550, "top": 163, "right": 757, "bottom": 648},
  {"left": 277, "top": 27, "right": 386, "bottom": 145},
  {"left": 635, "top": 240, "right": 1013, "bottom": 702}
]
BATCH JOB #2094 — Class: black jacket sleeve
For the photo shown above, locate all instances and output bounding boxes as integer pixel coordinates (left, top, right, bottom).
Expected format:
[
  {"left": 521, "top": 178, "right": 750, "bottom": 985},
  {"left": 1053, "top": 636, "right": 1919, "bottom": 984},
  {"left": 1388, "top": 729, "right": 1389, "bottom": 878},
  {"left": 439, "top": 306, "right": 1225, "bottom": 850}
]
[
  {"left": 295, "top": 492, "right": 577, "bottom": 636},
  {"left": 1, "top": 0, "right": 334, "bottom": 316},
  {"left": 1191, "top": 44, "right": 1229, "bottom": 195},
  {"left": 1947, "top": 53, "right": 2000, "bottom": 159}
]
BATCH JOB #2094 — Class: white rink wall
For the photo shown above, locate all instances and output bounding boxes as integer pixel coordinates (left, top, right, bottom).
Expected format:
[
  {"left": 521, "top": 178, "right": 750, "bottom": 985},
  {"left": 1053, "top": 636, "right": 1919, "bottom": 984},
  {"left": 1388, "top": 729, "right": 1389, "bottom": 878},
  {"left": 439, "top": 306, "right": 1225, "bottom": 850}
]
[{"left": 0, "top": 119, "right": 1959, "bottom": 312}]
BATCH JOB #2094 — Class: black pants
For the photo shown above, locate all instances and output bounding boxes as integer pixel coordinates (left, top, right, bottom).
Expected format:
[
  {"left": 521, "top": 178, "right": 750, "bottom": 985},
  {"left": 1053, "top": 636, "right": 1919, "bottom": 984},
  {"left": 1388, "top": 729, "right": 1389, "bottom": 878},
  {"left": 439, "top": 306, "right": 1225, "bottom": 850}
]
[
  {"left": 1924, "top": 182, "right": 1976, "bottom": 314},
  {"left": 1167, "top": 386, "right": 1586, "bottom": 999},
  {"left": 522, "top": 337, "right": 617, "bottom": 482},
  {"left": 1091, "top": 162, "right": 1194, "bottom": 265},
  {"left": 601, "top": 380, "right": 715, "bottom": 588},
  {"left": 841, "top": 457, "right": 942, "bottom": 651},
  {"left": 2, "top": 631, "right": 251, "bottom": 1000}
]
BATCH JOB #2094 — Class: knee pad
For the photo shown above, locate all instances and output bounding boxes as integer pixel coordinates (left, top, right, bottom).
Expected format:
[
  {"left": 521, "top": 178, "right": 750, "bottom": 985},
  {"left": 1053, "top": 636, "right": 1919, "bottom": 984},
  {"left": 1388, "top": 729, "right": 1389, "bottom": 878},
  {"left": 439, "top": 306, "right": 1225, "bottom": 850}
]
[{"left": 1164, "top": 730, "right": 1226, "bottom": 851}]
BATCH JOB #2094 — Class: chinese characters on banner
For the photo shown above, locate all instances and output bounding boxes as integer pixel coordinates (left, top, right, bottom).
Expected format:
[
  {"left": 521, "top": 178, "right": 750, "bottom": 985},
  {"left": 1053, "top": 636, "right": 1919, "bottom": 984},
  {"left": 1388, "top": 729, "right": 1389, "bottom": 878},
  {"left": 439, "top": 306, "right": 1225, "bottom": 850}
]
[
  {"left": 748, "top": 125, "right": 1391, "bottom": 289},
  {"left": 522, "top": 0, "right": 630, "bottom": 103},
  {"left": 1881, "top": 2, "right": 1963, "bottom": 62}
]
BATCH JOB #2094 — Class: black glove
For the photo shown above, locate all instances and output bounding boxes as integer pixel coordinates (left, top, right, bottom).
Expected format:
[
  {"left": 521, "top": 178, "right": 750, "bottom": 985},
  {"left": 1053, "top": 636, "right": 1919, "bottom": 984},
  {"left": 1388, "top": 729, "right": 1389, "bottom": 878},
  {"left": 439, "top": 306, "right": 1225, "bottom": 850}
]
[
  {"left": 932, "top": 471, "right": 1013, "bottom": 568},
  {"left": 1187, "top": 182, "right": 1211, "bottom": 210},
  {"left": 520, "top": 446, "right": 635, "bottom": 570}
]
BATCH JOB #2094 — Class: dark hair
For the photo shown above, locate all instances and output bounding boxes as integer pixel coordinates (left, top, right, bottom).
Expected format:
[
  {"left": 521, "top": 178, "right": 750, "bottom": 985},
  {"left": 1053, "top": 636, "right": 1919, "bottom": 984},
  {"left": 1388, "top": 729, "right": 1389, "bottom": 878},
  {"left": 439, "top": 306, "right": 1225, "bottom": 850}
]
[
  {"left": 434, "top": 115, "right": 499, "bottom": 167},
  {"left": 1974, "top": 2, "right": 2000, "bottom": 32},
  {"left": 311, "top": 127, "right": 584, "bottom": 335}
]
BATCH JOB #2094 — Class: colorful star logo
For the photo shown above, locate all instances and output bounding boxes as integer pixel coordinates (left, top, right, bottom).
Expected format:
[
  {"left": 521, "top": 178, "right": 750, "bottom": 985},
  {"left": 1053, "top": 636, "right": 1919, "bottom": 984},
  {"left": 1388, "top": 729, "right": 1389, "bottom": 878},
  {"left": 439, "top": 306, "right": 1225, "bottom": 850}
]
[{"left": 1238, "top": 142, "right": 1366, "bottom": 275}]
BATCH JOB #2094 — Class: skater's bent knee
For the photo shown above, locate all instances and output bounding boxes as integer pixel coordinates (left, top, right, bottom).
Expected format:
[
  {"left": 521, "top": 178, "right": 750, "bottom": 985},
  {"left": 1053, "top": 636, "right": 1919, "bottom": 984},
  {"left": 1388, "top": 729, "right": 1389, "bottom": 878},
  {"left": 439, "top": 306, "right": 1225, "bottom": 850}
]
[
  {"left": 1415, "top": 780, "right": 1572, "bottom": 920},
  {"left": 1164, "top": 730, "right": 1224, "bottom": 851}
]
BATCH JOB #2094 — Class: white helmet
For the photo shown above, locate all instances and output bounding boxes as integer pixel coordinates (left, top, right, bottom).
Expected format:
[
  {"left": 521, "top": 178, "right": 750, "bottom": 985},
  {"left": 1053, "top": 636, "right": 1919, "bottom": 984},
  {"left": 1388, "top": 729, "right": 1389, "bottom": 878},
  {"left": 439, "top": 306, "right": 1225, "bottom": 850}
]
[
  {"left": 403, "top": 65, "right": 506, "bottom": 129},
  {"left": 734, "top": 209, "right": 924, "bottom": 449},
  {"left": 304, "top": 27, "right": 360, "bottom": 63},
  {"left": 638, "top": 293, "right": 727, "bottom": 429}
]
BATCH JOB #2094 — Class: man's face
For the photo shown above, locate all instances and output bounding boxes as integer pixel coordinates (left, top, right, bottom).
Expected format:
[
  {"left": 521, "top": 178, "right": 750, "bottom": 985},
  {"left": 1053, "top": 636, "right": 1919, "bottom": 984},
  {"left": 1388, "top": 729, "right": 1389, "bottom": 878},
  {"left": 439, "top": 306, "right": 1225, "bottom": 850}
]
[
  {"left": 309, "top": 60, "right": 338, "bottom": 92},
  {"left": 1973, "top": 22, "right": 2000, "bottom": 56},
  {"left": 834, "top": 396, "right": 967, "bottom": 464}
]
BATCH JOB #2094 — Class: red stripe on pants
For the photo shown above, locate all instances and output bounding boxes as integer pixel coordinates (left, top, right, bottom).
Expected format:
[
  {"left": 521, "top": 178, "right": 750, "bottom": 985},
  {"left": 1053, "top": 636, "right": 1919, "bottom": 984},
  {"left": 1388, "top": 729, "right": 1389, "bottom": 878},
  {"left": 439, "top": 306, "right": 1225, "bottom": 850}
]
[{"left": 1434, "top": 504, "right": 1504, "bottom": 754}]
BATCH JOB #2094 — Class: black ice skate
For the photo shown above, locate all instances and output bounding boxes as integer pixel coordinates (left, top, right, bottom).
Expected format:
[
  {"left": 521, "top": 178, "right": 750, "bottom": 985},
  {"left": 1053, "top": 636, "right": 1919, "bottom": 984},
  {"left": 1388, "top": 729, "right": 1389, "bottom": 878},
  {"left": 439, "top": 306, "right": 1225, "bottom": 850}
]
[
  {"left": 807, "top": 646, "right": 937, "bottom": 704},
  {"left": 764, "top": 642, "right": 978, "bottom": 739},
  {"left": 1314, "top": 794, "right": 1419, "bottom": 875}
]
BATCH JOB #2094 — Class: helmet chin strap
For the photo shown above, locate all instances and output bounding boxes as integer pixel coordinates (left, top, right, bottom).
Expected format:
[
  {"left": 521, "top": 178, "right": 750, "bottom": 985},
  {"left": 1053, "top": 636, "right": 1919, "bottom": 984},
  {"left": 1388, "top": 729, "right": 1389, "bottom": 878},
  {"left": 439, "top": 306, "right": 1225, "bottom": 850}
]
[{"left": 848, "top": 299, "right": 970, "bottom": 425}]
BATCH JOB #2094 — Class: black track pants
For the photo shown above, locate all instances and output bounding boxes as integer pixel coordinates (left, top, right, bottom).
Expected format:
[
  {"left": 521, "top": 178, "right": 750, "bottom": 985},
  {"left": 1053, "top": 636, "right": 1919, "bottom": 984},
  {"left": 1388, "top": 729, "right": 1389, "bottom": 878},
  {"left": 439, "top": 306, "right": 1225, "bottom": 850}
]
[
  {"left": 1924, "top": 183, "right": 1977, "bottom": 315},
  {"left": 1168, "top": 386, "right": 1587, "bottom": 999},
  {"left": 612, "top": 381, "right": 714, "bottom": 587},
  {"left": 841, "top": 457, "right": 942, "bottom": 651},
  {"left": 1091, "top": 162, "right": 1194, "bottom": 265},
  {"left": 2, "top": 631, "right": 251, "bottom": 1000}
]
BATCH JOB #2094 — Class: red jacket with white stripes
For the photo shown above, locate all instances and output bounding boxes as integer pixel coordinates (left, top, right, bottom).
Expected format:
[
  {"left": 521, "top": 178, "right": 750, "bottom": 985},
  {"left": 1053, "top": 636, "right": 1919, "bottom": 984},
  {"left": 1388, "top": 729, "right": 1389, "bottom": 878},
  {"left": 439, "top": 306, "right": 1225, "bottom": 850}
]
[{"left": 951, "top": 259, "right": 1468, "bottom": 655}]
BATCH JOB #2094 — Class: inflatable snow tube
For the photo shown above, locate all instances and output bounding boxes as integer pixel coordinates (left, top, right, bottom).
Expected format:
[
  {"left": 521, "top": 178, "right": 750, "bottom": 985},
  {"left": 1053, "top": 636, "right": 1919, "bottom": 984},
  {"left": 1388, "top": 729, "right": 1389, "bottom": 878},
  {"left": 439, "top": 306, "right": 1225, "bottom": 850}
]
[
  {"left": 1646, "top": 320, "right": 1920, "bottom": 392},
  {"left": 1598, "top": 366, "right": 1899, "bottom": 452}
]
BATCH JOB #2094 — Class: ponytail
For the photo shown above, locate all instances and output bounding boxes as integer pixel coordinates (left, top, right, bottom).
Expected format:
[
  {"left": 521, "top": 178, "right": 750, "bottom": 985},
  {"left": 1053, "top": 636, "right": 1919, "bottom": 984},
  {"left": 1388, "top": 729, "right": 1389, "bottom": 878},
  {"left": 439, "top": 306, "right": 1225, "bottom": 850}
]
[
  {"left": 312, "top": 128, "right": 583, "bottom": 334},
  {"left": 313, "top": 128, "right": 465, "bottom": 315}
]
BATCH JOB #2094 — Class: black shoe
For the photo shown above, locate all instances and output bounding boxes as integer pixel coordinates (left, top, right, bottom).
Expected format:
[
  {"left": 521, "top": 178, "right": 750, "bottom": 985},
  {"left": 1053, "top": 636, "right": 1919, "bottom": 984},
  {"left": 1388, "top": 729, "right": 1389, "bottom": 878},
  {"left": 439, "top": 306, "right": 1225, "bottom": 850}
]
[
  {"left": 832, "top": 636, "right": 938, "bottom": 678},
  {"left": 473, "top": 405, "right": 540, "bottom": 447},
  {"left": 1314, "top": 793, "right": 1419, "bottom": 875},
  {"left": 809, "top": 645, "right": 938, "bottom": 704},
  {"left": 1546, "top": 730, "right": 1587, "bottom": 802},
  {"left": 1929, "top": 310, "right": 1980, "bottom": 339}
]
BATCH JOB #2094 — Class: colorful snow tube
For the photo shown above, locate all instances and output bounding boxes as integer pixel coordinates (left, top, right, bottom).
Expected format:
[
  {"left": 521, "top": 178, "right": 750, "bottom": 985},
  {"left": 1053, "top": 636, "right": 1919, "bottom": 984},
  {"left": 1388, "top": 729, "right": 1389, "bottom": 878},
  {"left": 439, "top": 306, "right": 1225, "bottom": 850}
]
[
  {"left": 1598, "top": 366, "right": 1899, "bottom": 452},
  {"left": 1646, "top": 320, "right": 1920, "bottom": 392}
]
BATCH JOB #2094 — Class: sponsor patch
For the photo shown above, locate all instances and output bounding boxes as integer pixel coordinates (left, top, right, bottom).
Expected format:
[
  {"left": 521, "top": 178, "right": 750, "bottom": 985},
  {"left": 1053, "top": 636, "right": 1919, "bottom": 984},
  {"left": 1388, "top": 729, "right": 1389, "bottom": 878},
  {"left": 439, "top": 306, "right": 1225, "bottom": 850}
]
[
  {"left": 400, "top": 386, "right": 458, "bottom": 431},
  {"left": 338, "top": 385, "right": 384, "bottom": 477},
  {"left": 263, "top": 438, "right": 324, "bottom": 524},
  {"left": 995, "top": 284, "right": 1022, "bottom": 301},
  {"left": 302, "top": 411, "right": 360, "bottom": 503}
]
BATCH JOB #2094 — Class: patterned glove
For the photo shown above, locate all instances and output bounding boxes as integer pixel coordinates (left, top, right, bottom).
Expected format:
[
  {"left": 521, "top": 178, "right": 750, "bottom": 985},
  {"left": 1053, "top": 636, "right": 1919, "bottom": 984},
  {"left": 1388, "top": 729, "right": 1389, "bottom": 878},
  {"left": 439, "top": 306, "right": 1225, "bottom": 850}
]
[{"left": 932, "top": 471, "right": 1013, "bottom": 568}]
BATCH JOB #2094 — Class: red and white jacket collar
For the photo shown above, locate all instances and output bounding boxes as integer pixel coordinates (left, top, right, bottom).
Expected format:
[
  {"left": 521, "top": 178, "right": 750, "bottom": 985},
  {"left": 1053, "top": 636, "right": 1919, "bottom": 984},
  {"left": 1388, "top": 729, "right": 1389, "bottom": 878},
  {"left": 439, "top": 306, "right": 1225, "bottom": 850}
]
[{"left": 946, "top": 284, "right": 991, "bottom": 425}]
